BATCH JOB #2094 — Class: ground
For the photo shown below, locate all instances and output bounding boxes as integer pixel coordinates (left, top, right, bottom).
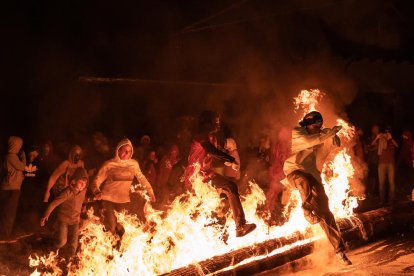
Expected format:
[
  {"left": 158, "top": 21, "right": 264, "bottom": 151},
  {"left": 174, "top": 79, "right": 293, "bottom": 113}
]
[
  {"left": 258, "top": 229, "right": 414, "bottom": 276},
  {"left": 0, "top": 195, "right": 412, "bottom": 275}
]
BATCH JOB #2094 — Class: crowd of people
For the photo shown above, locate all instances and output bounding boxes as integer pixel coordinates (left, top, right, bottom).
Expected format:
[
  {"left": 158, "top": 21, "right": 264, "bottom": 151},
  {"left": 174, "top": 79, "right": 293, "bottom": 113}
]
[{"left": 0, "top": 110, "right": 413, "bottom": 266}]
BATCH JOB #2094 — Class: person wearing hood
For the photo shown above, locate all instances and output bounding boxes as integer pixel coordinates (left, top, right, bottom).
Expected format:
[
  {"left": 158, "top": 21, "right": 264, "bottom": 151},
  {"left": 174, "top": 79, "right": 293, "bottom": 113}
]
[
  {"left": 43, "top": 145, "right": 85, "bottom": 202},
  {"left": 282, "top": 111, "right": 352, "bottom": 265},
  {"left": 40, "top": 167, "right": 88, "bottom": 258},
  {"left": 91, "top": 138, "right": 155, "bottom": 236},
  {"left": 0, "top": 136, "right": 27, "bottom": 240},
  {"left": 184, "top": 111, "right": 256, "bottom": 238}
]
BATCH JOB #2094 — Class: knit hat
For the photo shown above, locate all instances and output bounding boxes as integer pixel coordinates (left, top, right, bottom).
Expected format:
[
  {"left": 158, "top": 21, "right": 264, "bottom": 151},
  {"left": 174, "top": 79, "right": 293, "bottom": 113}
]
[
  {"left": 299, "top": 111, "right": 323, "bottom": 127},
  {"left": 70, "top": 167, "right": 88, "bottom": 183}
]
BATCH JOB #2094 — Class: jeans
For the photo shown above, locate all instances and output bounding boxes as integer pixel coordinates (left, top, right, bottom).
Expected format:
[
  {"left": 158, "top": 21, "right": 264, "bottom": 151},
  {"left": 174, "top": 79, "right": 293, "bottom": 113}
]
[
  {"left": 378, "top": 163, "right": 395, "bottom": 203},
  {"left": 210, "top": 174, "right": 246, "bottom": 227},
  {"left": 0, "top": 190, "right": 20, "bottom": 239},
  {"left": 101, "top": 200, "right": 130, "bottom": 236},
  {"left": 287, "top": 170, "right": 345, "bottom": 253},
  {"left": 56, "top": 221, "right": 79, "bottom": 257}
]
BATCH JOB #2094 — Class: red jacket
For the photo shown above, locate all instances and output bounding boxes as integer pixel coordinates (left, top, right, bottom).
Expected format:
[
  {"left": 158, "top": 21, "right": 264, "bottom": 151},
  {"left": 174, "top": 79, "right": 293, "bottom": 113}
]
[{"left": 184, "top": 133, "right": 235, "bottom": 188}]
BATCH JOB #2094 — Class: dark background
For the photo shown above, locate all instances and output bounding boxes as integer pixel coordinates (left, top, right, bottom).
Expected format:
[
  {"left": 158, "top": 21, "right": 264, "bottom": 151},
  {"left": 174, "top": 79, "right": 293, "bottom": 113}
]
[{"left": 2, "top": 0, "right": 414, "bottom": 147}]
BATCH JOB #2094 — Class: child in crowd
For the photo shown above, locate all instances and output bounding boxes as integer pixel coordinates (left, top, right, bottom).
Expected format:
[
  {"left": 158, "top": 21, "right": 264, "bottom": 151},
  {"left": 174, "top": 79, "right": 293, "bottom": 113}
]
[{"left": 40, "top": 167, "right": 88, "bottom": 258}]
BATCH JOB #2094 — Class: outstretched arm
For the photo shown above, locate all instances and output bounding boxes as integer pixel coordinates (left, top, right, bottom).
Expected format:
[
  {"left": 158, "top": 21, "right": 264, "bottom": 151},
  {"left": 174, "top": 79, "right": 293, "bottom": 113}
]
[
  {"left": 41, "top": 189, "right": 71, "bottom": 226},
  {"left": 200, "top": 141, "right": 236, "bottom": 163},
  {"left": 291, "top": 126, "right": 341, "bottom": 153},
  {"left": 135, "top": 163, "right": 155, "bottom": 202},
  {"left": 43, "top": 161, "right": 68, "bottom": 202}
]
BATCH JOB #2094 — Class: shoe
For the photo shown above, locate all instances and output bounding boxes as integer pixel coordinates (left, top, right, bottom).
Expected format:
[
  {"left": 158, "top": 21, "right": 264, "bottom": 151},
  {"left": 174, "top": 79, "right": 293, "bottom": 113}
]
[
  {"left": 236, "top": 223, "right": 256, "bottom": 237},
  {"left": 336, "top": 251, "right": 352, "bottom": 265}
]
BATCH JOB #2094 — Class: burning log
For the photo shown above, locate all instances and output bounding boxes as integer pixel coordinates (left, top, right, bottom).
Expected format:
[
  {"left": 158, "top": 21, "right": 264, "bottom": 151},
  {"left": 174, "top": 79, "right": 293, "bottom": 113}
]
[
  {"left": 163, "top": 202, "right": 414, "bottom": 276},
  {"left": 162, "top": 232, "right": 314, "bottom": 276}
]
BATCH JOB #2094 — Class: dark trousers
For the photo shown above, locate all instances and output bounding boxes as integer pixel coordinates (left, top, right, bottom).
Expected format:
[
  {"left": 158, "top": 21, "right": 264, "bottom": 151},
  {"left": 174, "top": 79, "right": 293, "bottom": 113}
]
[
  {"left": 210, "top": 174, "right": 246, "bottom": 227},
  {"left": 367, "top": 162, "right": 379, "bottom": 196},
  {"left": 56, "top": 221, "right": 79, "bottom": 257},
  {"left": 101, "top": 200, "right": 130, "bottom": 236},
  {"left": 287, "top": 170, "right": 345, "bottom": 253},
  {"left": 0, "top": 190, "right": 20, "bottom": 239}
]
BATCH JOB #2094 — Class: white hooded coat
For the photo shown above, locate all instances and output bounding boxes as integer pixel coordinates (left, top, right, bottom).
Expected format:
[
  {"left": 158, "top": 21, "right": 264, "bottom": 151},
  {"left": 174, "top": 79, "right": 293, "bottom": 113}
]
[
  {"left": 92, "top": 138, "right": 154, "bottom": 203},
  {"left": 282, "top": 126, "right": 340, "bottom": 185}
]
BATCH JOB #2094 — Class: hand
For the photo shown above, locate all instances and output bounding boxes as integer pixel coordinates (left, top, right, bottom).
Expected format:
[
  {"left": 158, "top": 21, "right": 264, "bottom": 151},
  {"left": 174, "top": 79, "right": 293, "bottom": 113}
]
[
  {"left": 40, "top": 217, "right": 48, "bottom": 227},
  {"left": 19, "top": 150, "right": 26, "bottom": 161},
  {"left": 333, "top": 135, "right": 341, "bottom": 147},
  {"left": 224, "top": 161, "right": 232, "bottom": 167},
  {"left": 332, "top": 125, "right": 342, "bottom": 134},
  {"left": 231, "top": 163, "right": 239, "bottom": 171},
  {"left": 149, "top": 192, "right": 156, "bottom": 202},
  {"left": 94, "top": 192, "right": 103, "bottom": 200},
  {"left": 43, "top": 192, "right": 50, "bottom": 203}
]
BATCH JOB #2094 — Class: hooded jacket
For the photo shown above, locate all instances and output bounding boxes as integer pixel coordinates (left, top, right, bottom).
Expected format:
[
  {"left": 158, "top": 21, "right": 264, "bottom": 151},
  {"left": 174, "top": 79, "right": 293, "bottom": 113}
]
[
  {"left": 91, "top": 138, "right": 154, "bottom": 203},
  {"left": 184, "top": 133, "right": 235, "bottom": 188},
  {"left": 1, "top": 136, "right": 26, "bottom": 190},
  {"left": 282, "top": 126, "right": 339, "bottom": 184},
  {"left": 45, "top": 145, "right": 84, "bottom": 197},
  {"left": 43, "top": 167, "right": 88, "bottom": 224}
]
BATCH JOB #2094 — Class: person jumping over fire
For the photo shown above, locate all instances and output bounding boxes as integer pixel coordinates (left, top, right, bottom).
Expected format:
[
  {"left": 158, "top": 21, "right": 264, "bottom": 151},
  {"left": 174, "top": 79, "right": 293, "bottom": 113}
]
[
  {"left": 184, "top": 110, "right": 256, "bottom": 238},
  {"left": 91, "top": 138, "right": 155, "bottom": 237},
  {"left": 282, "top": 111, "right": 352, "bottom": 265}
]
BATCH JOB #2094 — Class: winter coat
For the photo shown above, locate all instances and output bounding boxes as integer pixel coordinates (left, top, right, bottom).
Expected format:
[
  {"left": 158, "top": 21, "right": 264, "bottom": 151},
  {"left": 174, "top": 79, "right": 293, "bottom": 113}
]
[
  {"left": 1, "top": 136, "right": 26, "bottom": 190},
  {"left": 44, "top": 185, "right": 87, "bottom": 224},
  {"left": 184, "top": 133, "right": 235, "bottom": 188},
  {"left": 91, "top": 138, "right": 154, "bottom": 203},
  {"left": 282, "top": 126, "right": 339, "bottom": 185},
  {"left": 47, "top": 145, "right": 84, "bottom": 196}
]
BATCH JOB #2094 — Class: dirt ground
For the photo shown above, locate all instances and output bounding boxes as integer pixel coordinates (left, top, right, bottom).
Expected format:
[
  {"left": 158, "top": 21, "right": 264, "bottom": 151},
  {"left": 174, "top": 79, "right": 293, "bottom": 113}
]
[{"left": 258, "top": 229, "right": 414, "bottom": 276}]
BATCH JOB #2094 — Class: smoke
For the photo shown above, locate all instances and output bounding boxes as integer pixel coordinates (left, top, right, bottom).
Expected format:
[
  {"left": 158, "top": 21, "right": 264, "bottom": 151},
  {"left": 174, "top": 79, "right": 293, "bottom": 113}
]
[{"left": 2, "top": 1, "right": 362, "bottom": 152}]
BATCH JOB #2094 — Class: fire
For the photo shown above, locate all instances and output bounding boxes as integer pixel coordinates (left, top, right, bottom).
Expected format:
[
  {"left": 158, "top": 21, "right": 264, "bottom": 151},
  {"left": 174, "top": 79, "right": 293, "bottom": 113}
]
[
  {"left": 322, "top": 149, "right": 358, "bottom": 218},
  {"left": 30, "top": 164, "right": 311, "bottom": 275},
  {"left": 293, "top": 89, "right": 325, "bottom": 115},
  {"left": 29, "top": 89, "right": 359, "bottom": 275}
]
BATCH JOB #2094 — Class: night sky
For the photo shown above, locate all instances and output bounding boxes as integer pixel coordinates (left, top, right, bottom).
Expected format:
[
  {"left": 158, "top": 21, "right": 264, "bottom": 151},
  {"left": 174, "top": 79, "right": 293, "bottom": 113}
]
[{"left": 2, "top": 0, "right": 414, "bottom": 146}]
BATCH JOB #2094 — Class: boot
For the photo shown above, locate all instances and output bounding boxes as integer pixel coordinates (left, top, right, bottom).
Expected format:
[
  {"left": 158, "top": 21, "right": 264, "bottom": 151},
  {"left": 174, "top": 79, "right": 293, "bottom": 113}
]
[
  {"left": 336, "top": 251, "right": 352, "bottom": 265},
  {"left": 236, "top": 223, "right": 256, "bottom": 237}
]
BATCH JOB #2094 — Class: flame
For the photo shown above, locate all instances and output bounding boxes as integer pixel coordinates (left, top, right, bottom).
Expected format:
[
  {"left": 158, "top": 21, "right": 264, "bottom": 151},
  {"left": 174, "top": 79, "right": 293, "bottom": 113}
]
[
  {"left": 336, "top": 118, "right": 356, "bottom": 142},
  {"left": 30, "top": 164, "right": 312, "bottom": 275},
  {"left": 322, "top": 149, "right": 358, "bottom": 218},
  {"left": 29, "top": 89, "right": 360, "bottom": 275},
  {"left": 293, "top": 89, "right": 325, "bottom": 115}
]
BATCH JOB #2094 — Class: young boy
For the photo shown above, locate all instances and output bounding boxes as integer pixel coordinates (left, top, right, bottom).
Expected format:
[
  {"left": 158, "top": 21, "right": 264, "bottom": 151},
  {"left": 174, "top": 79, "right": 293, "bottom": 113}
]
[{"left": 40, "top": 167, "right": 88, "bottom": 258}]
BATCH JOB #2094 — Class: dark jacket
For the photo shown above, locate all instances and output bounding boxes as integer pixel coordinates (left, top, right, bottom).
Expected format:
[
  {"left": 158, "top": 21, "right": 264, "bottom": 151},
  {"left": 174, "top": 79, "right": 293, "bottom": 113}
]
[
  {"left": 1, "top": 136, "right": 26, "bottom": 190},
  {"left": 44, "top": 185, "right": 87, "bottom": 224},
  {"left": 184, "top": 133, "right": 235, "bottom": 188}
]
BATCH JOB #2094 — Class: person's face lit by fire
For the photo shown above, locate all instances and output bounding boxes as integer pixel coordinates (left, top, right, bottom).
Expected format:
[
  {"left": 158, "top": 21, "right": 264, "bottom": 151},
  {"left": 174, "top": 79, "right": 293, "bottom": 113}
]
[
  {"left": 73, "top": 178, "right": 87, "bottom": 191},
  {"left": 43, "top": 144, "right": 50, "bottom": 156},
  {"left": 73, "top": 148, "right": 82, "bottom": 164},
  {"left": 209, "top": 116, "right": 220, "bottom": 134},
  {"left": 149, "top": 151, "right": 157, "bottom": 162},
  {"left": 118, "top": 144, "right": 132, "bottom": 160},
  {"left": 170, "top": 145, "right": 179, "bottom": 159},
  {"left": 371, "top": 125, "right": 380, "bottom": 136},
  {"left": 306, "top": 122, "right": 323, "bottom": 135}
]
